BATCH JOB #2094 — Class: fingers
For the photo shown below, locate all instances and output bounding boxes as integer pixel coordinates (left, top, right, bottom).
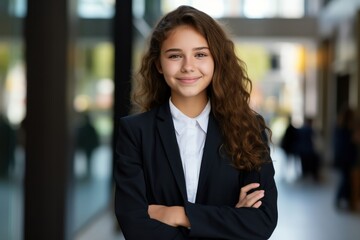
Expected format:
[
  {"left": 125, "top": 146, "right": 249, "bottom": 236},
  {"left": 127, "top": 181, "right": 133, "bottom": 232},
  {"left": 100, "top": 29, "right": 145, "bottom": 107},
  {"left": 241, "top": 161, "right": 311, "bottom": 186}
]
[
  {"left": 239, "top": 183, "right": 260, "bottom": 200},
  {"left": 252, "top": 201, "right": 262, "bottom": 208},
  {"left": 241, "top": 183, "right": 260, "bottom": 193},
  {"left": 236, "top": 183, "right": 264, "bottom": 208},
  {"left": 236, "top": 190, "right": 264, "bottom": 208}
]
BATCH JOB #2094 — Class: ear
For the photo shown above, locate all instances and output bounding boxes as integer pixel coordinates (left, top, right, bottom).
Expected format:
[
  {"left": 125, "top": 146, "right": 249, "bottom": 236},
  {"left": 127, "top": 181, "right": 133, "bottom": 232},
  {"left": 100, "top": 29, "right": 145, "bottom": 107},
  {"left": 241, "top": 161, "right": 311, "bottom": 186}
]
[{"left": 156, "top": 61, "right": 163, "bottom": 74}]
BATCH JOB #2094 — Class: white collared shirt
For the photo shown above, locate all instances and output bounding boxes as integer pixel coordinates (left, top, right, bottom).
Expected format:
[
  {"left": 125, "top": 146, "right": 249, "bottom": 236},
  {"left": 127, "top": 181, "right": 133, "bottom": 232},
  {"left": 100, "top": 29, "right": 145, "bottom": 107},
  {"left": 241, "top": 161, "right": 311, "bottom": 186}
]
[{"left": 169, "top": 98, "right": 211, "bottom": 203}]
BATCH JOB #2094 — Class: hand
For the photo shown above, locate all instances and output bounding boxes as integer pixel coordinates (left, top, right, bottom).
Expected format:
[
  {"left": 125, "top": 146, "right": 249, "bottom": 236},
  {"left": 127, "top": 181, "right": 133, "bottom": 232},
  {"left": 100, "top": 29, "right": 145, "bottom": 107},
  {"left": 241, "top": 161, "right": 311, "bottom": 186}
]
[
  {"left": 148, "top": 205, "right": 190, "bottom": 228},
  {"left": 235, "top": 183, "right": 264, "bottom": 208}
]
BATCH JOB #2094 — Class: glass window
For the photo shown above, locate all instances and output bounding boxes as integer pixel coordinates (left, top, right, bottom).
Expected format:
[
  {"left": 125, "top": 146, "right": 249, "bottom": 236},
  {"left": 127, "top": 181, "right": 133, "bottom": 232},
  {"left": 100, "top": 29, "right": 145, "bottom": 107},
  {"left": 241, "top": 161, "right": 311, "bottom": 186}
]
[
  {"left": 72, "top": 41, "right": 114, "bottom": 232},
  {"left": 0, "top": 43, "right": 25, "bottom": 240},
  {"left": 161, "top": 0, "right": 305, "bottom": 18},
  {"left": 234, "top": 41, "right": 306, "bottom": 139},
  {"left": 0, "top": 1, "right": 26, "bottom": 240},
  {"left": 278, "top": 0, "right": 304, "bottom": 18},
  {"left": 133, "top": 0, "right": 145, "bottom": 18},
  {"left": 1, "top": 0, "right": 116, "bottom": 238},
  {"left": 78, "top": 0, "right": 115, "bottom": 19},
  {"left": 243, "top": 0, "right": 277, "bottom": 18},
  {"left": 162, "top": 0, "right": 227, "bottom": 18},
  {"left": 243, "top": 0, "right": 304, "bottom": 18},
  {"left": 8, "top": 0, "right": 27, "bottom": 17}
]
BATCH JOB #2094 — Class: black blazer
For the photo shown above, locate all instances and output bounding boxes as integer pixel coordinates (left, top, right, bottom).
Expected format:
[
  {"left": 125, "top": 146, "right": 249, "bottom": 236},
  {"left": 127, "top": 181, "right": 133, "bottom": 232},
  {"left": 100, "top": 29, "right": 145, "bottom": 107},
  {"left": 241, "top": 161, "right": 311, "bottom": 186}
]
[{"left": 114, "top": 102, "right": 278, "bottom": 240}]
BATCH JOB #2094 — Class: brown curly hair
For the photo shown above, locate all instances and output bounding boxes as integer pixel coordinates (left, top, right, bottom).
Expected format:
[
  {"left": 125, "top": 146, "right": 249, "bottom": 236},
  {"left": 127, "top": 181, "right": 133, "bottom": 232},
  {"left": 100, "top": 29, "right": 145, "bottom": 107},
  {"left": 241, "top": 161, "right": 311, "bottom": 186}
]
[{"left": 132, "top": 5, "right": 271, "bottom": 171}]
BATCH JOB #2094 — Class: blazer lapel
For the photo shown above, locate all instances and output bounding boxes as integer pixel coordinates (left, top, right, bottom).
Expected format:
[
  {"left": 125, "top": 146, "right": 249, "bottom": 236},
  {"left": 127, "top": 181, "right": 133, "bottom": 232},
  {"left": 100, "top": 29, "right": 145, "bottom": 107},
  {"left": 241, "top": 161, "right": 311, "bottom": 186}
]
[
  {"left": 156, "top": 103, "right": 188, "bottom": 200},
  {"left": 196, "top": 113, "right": 223, "bottom": 202}
]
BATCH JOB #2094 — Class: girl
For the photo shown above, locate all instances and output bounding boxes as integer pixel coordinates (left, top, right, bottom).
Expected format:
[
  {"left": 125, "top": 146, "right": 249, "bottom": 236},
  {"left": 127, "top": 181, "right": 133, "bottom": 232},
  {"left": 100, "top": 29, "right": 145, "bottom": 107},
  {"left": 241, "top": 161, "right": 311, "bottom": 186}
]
[{"left": 114, "top": 5, "right": 277, "bottom": 240}]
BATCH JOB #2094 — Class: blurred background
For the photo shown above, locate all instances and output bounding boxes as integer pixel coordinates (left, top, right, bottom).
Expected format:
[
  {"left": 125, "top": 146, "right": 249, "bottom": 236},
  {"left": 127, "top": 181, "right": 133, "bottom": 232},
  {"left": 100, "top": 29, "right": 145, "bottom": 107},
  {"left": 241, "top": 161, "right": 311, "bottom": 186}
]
[{"left": 1, "top": 0, "right": 360, "bottom": 239}]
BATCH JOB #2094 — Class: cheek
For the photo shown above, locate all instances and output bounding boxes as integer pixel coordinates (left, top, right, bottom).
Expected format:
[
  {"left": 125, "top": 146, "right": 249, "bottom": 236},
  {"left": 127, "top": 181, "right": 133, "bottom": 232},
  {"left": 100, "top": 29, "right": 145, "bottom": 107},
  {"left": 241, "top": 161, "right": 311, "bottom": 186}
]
[
  {"left": 200, "top": 61, "right": 214, "bottom": 74},
  {"left": 162, "top": 62, "right": 180, "bottom": 76},
  {"left": 163, "top": 75, "right": 176, "bottom": 89},
  {"left": 204, "top": 68, "right": 214, "bottom": 80},
  {"left": 161, "top": 67, "right": 175, "bottom": 84}
]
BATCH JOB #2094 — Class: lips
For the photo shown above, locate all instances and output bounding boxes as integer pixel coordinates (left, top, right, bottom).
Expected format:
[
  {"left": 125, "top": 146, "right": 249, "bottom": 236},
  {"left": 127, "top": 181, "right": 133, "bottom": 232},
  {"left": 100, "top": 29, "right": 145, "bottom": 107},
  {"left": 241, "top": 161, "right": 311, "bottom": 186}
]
[{"left": 177, "top": 76, "right": 201, "bottom": 84}]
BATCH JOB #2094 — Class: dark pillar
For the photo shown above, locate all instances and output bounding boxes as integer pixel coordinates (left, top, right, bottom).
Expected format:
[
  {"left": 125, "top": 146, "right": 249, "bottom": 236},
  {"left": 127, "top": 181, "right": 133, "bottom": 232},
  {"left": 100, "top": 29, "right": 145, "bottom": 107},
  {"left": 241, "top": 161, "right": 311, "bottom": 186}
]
[
  {"left": 112, "top": 0, "right": 133, "bottom": 168},
  {"left": 24, "top": 0, "right": 76, "bottom": 239}
]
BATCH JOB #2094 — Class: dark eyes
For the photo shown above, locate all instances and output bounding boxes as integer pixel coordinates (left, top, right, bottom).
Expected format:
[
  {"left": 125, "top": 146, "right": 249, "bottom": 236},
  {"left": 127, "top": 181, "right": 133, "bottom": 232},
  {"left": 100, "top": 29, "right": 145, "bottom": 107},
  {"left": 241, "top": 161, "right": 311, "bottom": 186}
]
[
  {"left": 168, "top": 54, "right": 181, "bottom": 59},
  {"left": 195, "top": 53, "right": 207, "bottom": 58},
  {"left": 167, "top": 52, "right": 208, "bottom": 59}
]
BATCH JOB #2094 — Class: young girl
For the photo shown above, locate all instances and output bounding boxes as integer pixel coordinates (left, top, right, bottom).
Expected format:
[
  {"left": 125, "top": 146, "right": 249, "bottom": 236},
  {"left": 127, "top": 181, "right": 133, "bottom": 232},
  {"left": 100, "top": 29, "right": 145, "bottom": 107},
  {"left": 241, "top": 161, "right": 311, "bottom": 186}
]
[{"left": 114, "top": 5, "right": 277, "bottom": 240}]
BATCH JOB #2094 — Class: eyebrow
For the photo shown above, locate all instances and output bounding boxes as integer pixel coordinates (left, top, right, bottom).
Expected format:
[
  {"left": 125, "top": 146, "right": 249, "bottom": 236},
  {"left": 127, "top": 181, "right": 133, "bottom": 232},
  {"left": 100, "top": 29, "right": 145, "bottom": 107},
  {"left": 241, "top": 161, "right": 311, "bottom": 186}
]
[{"left": 164, "top": 47, "right": 210, "bottom": 53}]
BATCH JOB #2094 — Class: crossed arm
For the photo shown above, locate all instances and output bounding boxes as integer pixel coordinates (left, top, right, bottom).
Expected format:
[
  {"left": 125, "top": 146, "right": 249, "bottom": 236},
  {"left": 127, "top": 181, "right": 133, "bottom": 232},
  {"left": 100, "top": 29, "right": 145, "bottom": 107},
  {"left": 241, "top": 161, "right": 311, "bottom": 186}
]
[
  {"left": 116, "top": 117, "right": 277, "bottom": 239},
  {"left": 148, "top": 183, "right": 264, "bottom": 228}
]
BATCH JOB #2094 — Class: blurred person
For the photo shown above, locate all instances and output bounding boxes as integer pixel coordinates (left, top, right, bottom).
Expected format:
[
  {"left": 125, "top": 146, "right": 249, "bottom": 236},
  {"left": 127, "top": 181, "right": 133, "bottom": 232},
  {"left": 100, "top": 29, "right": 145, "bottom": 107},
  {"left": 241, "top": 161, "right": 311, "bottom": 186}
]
[
  {"left": 76, "top": 112, "right": 100, "bottom": 178},
  {"left": 114, "top": 5, "right": 277, "bottom": 240},
  {"left": 297, "top": 117, "right": 321, "bottom": 181},
  {"left": 333, "top": 106, "right": 357, "bottom": 210},
  {"left": 280, "top": 115, "right": 299, "bottom": 161},
  {"left": 0, "top": 114, "right": 16, "bottom": 178}
]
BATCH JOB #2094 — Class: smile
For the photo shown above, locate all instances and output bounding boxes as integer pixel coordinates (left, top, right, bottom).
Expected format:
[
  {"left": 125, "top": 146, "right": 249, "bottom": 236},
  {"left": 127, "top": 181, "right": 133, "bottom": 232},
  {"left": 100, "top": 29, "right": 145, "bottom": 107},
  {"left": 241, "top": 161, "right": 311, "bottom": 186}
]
[{"left": 177, "top": 77, "right": 201, "bottom": 84}]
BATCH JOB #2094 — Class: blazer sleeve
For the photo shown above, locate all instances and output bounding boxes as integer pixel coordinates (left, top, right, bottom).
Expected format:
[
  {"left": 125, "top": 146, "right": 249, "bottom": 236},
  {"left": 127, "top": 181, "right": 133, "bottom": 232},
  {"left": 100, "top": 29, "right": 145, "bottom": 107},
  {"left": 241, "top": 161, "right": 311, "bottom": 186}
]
[
  {"left": 185, "top": 161, "right": 278, "bottom": 240},
  {"left": 114, "top": 118, "right": 186, "bottom": 240}
]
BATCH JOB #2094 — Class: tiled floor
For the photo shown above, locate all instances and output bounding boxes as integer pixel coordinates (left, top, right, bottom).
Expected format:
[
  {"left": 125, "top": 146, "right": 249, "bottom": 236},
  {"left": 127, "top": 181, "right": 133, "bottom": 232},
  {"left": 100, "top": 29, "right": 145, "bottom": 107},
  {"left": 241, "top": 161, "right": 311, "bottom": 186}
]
[
  {"left": 271, "top": 171, "right": 360, "bottom": 240},
  {"left": 75, "top": 147, "right": 360, "bottom": 240},
  {"left": 75, "top": 209, "right": 124, "bottom": 240},
  {"left": 270, "top": 147, "right": 360, "bottom": 240}
]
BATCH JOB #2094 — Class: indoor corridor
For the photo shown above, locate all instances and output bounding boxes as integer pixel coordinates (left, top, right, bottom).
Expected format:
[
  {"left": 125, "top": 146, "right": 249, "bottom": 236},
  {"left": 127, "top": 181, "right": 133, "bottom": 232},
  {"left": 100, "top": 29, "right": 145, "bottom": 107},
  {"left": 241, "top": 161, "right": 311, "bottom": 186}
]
[{"left": 2, "top": 1, "right": 360, "bottom": 239}]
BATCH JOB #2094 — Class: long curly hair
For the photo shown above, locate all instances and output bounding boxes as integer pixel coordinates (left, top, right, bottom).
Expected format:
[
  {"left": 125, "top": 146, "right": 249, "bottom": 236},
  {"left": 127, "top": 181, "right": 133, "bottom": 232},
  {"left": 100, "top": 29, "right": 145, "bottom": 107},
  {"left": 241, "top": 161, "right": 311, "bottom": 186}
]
[{"left": 132, "top": 5, "right": 271, "bottom": 171}]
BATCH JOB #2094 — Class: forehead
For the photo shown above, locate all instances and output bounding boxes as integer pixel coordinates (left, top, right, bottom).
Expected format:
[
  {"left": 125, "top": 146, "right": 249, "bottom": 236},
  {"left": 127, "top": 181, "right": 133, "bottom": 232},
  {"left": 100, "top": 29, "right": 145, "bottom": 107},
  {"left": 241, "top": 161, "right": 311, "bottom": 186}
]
[{"left": 162, "top": 25, "right": 208, "bottom": 48}]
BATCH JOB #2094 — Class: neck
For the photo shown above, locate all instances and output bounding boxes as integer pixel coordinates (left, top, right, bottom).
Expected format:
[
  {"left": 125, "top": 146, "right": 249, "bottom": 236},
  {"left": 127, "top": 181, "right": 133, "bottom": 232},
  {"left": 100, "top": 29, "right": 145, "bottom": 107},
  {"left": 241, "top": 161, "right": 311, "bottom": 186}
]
[{"left": 171, "top": 96, "right": 208, "bottom": 118}]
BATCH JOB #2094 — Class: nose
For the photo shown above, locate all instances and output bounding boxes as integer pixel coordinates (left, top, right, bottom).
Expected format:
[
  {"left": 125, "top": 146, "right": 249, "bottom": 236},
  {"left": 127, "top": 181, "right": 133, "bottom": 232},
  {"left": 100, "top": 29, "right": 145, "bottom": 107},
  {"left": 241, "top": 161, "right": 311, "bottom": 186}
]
[{"left": 181, "top": 57, "right": 195, "bottom": 73}]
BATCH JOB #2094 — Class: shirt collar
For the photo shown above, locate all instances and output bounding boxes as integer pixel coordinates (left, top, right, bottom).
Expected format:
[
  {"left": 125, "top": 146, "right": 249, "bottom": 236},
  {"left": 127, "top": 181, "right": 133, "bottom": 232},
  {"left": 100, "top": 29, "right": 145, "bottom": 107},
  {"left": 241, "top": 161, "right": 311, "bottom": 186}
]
[{"left": 169, "top": 98, "right": 211, "bottom": 135}]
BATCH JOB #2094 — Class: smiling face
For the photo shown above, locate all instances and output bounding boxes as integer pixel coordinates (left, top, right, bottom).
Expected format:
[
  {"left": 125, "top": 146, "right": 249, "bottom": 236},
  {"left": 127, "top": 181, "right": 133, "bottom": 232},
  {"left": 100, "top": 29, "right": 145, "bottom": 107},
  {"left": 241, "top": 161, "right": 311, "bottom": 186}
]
[{"left": 157, "top": 25, "right": 214, "bottom": 106}]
